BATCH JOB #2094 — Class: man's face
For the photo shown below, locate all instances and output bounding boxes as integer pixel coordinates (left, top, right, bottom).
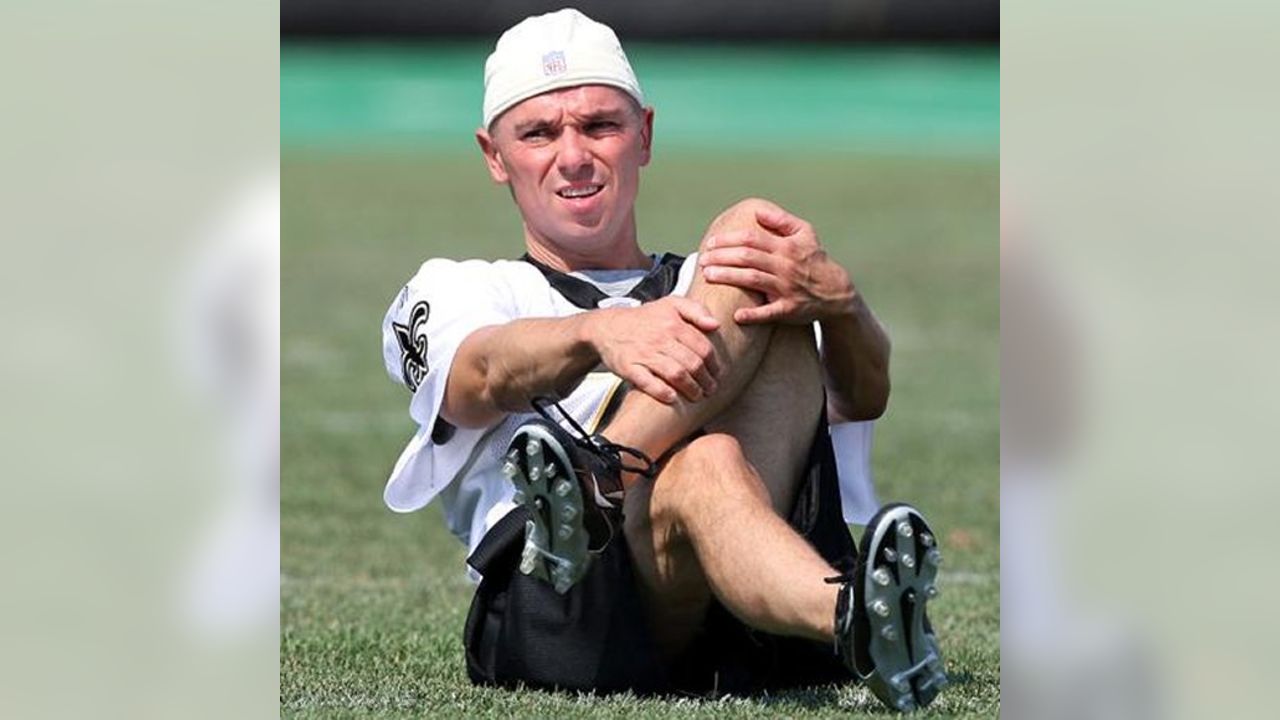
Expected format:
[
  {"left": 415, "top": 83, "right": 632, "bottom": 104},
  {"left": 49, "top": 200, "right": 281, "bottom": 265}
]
[{"left": 477, "top": 85, "right": 654, "bottom": 258}]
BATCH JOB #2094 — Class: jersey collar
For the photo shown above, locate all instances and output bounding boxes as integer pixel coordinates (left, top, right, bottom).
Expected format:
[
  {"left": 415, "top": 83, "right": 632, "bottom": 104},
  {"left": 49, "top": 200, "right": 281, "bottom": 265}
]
[{"left": 519, "top": 252, "right": 686, "bottom": 310}]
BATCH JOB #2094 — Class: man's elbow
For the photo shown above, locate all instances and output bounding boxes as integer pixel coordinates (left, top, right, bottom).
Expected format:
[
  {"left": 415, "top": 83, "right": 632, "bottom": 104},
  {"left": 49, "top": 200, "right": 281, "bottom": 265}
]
[
  {"left": 831, "top": 390, "right": 889, "bottom": 423},
  {"left": 441, "top": 359, "right": 505, "bottom": 429},
  {"left": 441, "top": 391, "right": 499, "bottom": 430},
  {"left": 859, "top": 384, "right": 890, "bottom": 421},
  {"left": 856, "top": 339, "right": 892, "bottom": 419},
  {"left": 829, "top": 372, "right": 890, "bottom": 423}
]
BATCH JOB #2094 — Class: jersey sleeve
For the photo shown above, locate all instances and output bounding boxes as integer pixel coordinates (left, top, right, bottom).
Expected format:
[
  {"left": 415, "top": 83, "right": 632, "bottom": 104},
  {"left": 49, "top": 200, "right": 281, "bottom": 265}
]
[{"left": 380, "top": 259, "right": 520, "bottom": 512}]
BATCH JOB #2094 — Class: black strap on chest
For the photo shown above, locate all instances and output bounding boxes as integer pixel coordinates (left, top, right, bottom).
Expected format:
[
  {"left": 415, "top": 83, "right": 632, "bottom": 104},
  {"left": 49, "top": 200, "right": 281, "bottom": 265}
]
[{"left": 519, "top": 252, "right": 686, "bottom": 310}]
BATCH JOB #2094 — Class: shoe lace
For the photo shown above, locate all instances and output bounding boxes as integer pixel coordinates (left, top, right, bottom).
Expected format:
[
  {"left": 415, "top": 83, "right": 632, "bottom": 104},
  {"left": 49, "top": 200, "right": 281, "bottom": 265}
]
[
  {"left": 531, "top": 396, "right": 657, "bottom": 479},
  {"left": 824, "top": 570, "right": 859, "bottom": 657}
]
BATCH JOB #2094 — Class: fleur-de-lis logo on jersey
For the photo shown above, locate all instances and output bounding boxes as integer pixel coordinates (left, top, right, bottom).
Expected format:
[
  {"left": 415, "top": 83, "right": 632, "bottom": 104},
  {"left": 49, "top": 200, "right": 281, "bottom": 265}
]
[{"left": 392, "top": 301, "right": 430, "bottom": 392}]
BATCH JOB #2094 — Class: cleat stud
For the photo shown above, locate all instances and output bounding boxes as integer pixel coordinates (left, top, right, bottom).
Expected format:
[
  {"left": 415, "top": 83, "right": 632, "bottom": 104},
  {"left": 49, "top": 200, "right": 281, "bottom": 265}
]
[
  {"left": 926, "top": 584, "right": 940, "bottom": 599},
  {"left": 529, "top": 466, "right": 541, "bottom": 482},
  {"left": 892, "top": 678, "right": 910, "bottom": 693},
  {"left": 897, "top": 521, "right": 913, "bottom": 538},
  {"left": 545, "top": 463, "right": 558, "bottom": 478},
  {"left": 871, "top": 599, "right": 891, "bottom": 618},
  {"left": 921, "top": 532, "right": 935, "bottom": 547},
  {"left": 872, "top": 568, "right": 892, "bottom": 587},
  {"left": 560, "top": 505, "right": 577, "bottom": 521},
  {"left": 896, "top": 696, "right": 915, "bottom": 711},
  {"left": 881, "top": 625, "right": 897, "bottom": 642},
  {"left": 519, "top": 556, "right": 536, "bottom": 575},
  {"left": 902, "top": 553, "right": 915, "bottom": 569},
  {"left": 557, "top": 524, "right": 573, "bottom": 540},
  {"left": 927, "top": 549, "right": 942, "bottom": 566},
  {"left": 883, "top": 547, "right": 898, "bottom": 562},
  {"left": 555, "top": 480, "right": 573, "bottom": 497},
  {"left": 526, "top": 439, "right": 540, "bottom": 457},
  {"left": 501, "top": 461, "right": 518, "bottom": 479}
]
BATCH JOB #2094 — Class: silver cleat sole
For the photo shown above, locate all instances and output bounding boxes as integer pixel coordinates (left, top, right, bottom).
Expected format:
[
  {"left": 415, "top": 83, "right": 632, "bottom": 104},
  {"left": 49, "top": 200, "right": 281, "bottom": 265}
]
[
  {"left": 506, "top": 424, "right": 590, "bottom": 594},
  {"left": 861, "top": 504, "right": 948, "bottom": 711}
]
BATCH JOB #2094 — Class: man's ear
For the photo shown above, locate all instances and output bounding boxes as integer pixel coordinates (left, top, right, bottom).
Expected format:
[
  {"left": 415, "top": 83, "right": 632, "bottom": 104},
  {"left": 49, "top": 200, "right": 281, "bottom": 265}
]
[
  {"left": 476, "top": 128, "right": 509, "bottom": 184},
  {"left": 639, "top": 106, "right": 655, "bottom": 167}
]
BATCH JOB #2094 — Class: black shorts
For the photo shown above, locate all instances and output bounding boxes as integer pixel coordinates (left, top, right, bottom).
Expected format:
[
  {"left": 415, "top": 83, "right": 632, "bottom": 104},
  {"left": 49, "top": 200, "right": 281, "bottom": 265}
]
[{"left": 462, "top": 415, "right": 858, "bottom": 696}]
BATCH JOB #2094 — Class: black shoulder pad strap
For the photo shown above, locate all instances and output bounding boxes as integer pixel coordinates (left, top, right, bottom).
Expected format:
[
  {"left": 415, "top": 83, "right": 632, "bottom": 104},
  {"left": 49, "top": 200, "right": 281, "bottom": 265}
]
[{"left": 519, "top": 253, "right": 686, "bottom": 310}]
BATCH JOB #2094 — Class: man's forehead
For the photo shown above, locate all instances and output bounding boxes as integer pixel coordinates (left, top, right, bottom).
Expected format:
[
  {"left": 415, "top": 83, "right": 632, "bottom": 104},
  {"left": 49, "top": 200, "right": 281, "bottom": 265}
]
[{"left": 498, "top": 85, "right": 638, "bottom": 126}]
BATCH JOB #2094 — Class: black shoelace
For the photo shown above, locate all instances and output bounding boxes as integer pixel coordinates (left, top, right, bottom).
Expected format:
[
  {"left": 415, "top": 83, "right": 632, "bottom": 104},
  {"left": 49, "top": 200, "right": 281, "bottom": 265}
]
[
  {"left": 531, "top": 396, "right": 657, "bottom": 480},
  {"left": 826, "top": 572, "right": 856, "bottom": 656}
]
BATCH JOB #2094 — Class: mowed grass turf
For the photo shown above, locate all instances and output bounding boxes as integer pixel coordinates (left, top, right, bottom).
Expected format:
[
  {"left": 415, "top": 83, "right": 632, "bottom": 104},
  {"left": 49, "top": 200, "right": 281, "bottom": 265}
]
[{"left": 282, "top": 147, "right": 999, "bottom": 717}]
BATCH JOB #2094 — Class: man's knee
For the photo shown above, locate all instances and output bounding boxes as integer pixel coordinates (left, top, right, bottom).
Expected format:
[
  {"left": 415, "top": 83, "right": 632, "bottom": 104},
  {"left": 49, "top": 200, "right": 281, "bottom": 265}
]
[
  {"left": 702, "top": 197, "right": 784, "bottom": 247},
  {"left": 658, "top": 433, "right": 766, "bottom": 516},
  {"left": 686, "top": 199, "right": 787, "bottom": 345},
  {"left": 682, "top": 432, "right": 746, "bottom": 469}
]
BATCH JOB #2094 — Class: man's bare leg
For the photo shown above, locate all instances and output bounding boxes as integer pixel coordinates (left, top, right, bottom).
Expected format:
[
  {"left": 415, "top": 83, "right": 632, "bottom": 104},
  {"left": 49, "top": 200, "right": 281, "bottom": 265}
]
[
  {"left": 621, "top": 321, "right": 835, "bottom": 656},
  {"left": 624, "top": 432, "right": 837, "bottom": 652},
  {"left": 598, "top": 199, "right": 839, "bottom": 657},
  {"left": 600, "top": 200, "right": 779, "bottom": 466},
  {"left": 706, "top": 324, "right": 823, "bottom": 513}
]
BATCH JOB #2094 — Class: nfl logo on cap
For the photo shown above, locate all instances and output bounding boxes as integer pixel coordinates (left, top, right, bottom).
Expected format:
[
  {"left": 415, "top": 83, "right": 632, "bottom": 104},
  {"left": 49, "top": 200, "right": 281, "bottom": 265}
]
[{"left": 542, "top": 50, "right": 567, "bottom": 76}]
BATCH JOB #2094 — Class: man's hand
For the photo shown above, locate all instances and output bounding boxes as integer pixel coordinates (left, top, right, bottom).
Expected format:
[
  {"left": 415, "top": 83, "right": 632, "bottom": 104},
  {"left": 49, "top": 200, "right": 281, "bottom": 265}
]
[
  {"left": 698, "top": 205, "right": 857, "bottom": 325},
  {"left": 584, "top": 297, "right": 722, "bottom": 404}
]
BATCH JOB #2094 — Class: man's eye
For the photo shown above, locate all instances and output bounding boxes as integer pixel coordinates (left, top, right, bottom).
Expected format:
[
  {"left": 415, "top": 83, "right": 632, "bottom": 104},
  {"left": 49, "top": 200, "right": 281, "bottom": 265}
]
[
  {"left": 586, "top": 121, "right": 619, "bottom": 133},
  {"left": 522, "top": 128, "right": 552, "bottom": 140}
]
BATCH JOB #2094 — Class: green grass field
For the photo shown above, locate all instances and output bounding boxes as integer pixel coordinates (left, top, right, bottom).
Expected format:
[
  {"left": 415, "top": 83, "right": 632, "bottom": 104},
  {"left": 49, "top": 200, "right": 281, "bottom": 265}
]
[{"left": 282, "top": 44, "right": 998, "bottom": 718}]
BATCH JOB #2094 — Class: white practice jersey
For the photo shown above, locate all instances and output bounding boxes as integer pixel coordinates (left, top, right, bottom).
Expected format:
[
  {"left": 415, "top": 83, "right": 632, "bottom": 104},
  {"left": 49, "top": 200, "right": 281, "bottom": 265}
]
[{"left": 380, "top": 253, "right": 881, "bottom": 565}]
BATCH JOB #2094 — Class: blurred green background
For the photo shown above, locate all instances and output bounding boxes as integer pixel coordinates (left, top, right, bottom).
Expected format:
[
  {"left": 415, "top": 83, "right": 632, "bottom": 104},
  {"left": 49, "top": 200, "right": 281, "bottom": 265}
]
[{"left": 282, "top": 43, "right": 998, "bottom": 717}]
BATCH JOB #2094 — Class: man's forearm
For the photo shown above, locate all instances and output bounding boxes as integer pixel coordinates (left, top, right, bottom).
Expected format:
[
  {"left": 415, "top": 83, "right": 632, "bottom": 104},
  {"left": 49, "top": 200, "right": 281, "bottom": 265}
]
[
  {"left": 442, "top": 314, "right": 601, "bottom": 428},
  {"left": 820, "top": 296, "right": 891, "bottom": 422}
]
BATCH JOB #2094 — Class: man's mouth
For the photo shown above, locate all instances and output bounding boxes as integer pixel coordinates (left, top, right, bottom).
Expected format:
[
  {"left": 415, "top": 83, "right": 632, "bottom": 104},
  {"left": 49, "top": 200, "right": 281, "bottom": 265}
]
[{"left": 556, "top": 184, "right": 603, "bottom": 199}]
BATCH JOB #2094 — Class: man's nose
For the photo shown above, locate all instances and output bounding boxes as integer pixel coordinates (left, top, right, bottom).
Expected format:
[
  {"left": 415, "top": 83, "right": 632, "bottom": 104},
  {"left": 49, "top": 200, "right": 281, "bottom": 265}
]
[{"left": 556, "top": 130, "right": 593, "bottom": 176}]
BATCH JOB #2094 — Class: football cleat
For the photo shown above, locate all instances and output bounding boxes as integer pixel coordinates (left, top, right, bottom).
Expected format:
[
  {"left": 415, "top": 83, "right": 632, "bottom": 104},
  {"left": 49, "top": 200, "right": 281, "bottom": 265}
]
[
  {"left": 502, "top": 398, "right": 655, "bottom": 594},
  {"left": 831, "top": 503, "right": 948, "bottom": 712}
]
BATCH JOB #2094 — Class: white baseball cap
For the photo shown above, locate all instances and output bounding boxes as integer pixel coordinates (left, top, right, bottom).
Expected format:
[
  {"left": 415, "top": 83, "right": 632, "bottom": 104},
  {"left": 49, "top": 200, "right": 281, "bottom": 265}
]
[{"left": 482, "top": 8, "right": 645, "bottom": 129}]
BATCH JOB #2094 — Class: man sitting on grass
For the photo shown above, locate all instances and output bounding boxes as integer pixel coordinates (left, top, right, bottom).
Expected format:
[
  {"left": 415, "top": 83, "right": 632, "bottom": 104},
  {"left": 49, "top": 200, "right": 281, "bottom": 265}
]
[{"left": 381, "top": 9, "right": 947, "bottom": 711}]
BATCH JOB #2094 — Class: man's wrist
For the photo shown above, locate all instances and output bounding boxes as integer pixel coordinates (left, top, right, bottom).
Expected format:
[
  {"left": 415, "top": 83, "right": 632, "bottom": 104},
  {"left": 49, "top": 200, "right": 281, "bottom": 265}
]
[
  {"left": 574, "top": 309, "right": 609, "bottom": 360},
  {"left": 822, "top": 288, "right": 862, "bottom": 326},
  {"left": 820, "top": 292, "right": 882, "bottom": 351}
]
